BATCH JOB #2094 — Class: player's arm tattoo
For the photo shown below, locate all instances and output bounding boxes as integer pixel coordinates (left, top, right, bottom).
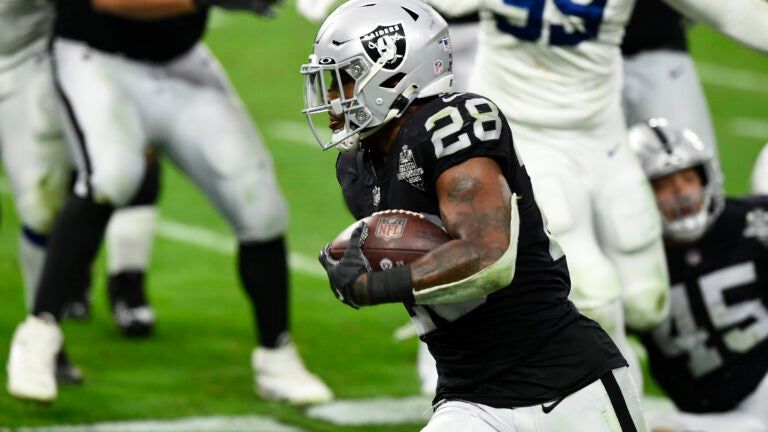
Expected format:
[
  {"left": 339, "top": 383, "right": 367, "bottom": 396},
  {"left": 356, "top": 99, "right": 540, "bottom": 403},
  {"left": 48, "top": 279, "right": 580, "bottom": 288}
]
[{"left": 411, "top": 158, "right": 512, "bottom": 291}]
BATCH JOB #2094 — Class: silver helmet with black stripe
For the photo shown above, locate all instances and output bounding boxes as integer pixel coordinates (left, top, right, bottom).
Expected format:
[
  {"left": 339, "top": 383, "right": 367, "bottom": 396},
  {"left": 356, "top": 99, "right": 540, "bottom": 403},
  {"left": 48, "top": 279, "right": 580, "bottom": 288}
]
[
  {"left": 300, "top": 0, "right": 453, "bottom": 153},
  {"left": 628, "top": 117, "right": 724, "bottom": 242}
]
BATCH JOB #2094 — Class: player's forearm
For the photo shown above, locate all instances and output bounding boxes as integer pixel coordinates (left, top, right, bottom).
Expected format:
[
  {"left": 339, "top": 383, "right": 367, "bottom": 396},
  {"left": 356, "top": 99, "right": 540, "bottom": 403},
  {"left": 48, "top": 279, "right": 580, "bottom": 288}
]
[
  {"left": 665, "top": 0, "right": 768, "bottom": 54},
  {"left": 411, "top": 238, "right": 505, "bottom": 290},
  {"left": 91, "top": 0, "right": 197, "bottom": 19},
  {"left": 352, "top": 236, "right": 511, "bottom": 306}
]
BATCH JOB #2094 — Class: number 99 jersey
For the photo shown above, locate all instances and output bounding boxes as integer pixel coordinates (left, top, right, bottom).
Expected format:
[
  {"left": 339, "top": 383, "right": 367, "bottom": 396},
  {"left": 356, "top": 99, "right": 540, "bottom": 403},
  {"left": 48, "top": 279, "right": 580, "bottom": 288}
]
[
  {"left": 641, "top": 196, "right": 768, "bottom": 413},
  {"left": 336, "top": 92, "right": 626, "bottom": 407},
  {"left": 470, "top": 0, "right": 636, "bottom": 131}
]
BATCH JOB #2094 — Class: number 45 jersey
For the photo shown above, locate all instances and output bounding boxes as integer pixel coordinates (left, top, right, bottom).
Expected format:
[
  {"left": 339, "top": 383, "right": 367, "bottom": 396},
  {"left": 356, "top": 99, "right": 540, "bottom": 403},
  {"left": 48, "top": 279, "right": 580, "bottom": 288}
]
[{"left": 641, "top": 196, "right": 768, "bottom": 413}]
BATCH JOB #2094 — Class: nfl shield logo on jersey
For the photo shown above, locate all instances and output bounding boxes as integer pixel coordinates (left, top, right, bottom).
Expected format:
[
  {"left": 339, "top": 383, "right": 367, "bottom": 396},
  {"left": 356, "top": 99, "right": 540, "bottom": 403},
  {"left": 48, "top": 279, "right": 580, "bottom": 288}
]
[
  {"left": 360, "top": 24, "right": 406, "bottom": 70},
  {"left": 375, "top": 216, "right": 407, "bottom": 240}
]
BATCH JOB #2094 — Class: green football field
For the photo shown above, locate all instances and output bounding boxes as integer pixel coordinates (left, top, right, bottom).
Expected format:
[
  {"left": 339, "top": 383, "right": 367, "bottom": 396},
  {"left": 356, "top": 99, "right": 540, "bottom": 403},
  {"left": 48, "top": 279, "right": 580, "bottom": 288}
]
[{"left": 1, "top": 3, "right": 767, "bottom": 431}]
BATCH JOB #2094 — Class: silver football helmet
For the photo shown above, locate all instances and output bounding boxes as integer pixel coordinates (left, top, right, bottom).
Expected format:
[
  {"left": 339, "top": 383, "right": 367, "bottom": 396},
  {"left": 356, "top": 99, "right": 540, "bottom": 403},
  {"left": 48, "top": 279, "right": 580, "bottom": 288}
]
[
  {"left": 300, "top": 0, "right": 453, "bottom": 153},
  {"left": 628, "top": 118, "right": 724, "bottom": 242}
]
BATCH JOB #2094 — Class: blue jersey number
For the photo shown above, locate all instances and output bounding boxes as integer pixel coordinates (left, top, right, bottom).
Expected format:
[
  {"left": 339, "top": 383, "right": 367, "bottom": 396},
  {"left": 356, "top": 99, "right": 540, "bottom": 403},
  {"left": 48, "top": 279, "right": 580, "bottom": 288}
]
[{"left": 494, "top": 0, "right": 607, "bottom": 46}]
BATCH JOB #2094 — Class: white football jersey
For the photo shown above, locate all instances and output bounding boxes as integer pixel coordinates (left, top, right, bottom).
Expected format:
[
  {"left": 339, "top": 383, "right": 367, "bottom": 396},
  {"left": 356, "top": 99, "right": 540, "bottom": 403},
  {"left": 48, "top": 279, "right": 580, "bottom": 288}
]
[
  {"left": 471, "top": 0, "right": 636, "bottom": 130},
  {"left": 0, "top": 0, "right": 53, "bottom": 64}
]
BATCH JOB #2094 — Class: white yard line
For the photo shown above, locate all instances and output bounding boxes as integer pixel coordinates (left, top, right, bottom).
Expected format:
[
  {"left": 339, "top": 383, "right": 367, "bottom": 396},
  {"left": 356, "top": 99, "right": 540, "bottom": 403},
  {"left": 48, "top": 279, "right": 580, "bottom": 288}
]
[
  {"left": 267, "top": 121, "right": 321, "bottom": 147},
  {"left": 696, "top": 62, "right": 768, "bottom": 95},
  {"left": 0, "top": 180, "right": 325, "bottom": 278},
  {"left": 728, "top": 117, "right": 768, "bottom": 141},
  {"left": 306, "top": 395, "right": 433, "bottom": 426},
  {"left": 9, "top": 415, "right": 305, "bottom": 432},
  {"left": 156, "top": 219, "right": 326, "bottom": 277}
]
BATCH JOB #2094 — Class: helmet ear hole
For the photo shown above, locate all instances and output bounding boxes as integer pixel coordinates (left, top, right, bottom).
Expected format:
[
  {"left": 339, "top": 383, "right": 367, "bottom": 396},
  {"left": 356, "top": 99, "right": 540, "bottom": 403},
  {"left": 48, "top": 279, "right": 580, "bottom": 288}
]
[{"left": 380, "top": 72, "right": 406, "bottom": 89}]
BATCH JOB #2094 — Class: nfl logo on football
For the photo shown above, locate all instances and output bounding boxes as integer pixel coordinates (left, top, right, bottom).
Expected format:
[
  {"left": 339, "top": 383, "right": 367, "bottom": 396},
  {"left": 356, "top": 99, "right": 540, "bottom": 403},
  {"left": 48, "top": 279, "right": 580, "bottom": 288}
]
[{"left": 375, "top": 216, "right": 407, "bottom": 240}]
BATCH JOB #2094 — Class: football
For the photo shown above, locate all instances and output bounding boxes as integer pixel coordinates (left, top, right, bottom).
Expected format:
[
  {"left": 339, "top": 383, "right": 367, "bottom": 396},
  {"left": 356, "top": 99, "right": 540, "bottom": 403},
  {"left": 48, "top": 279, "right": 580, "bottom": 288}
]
[{"left": 329, "top": 210, "right": 451, "bottom": 271}]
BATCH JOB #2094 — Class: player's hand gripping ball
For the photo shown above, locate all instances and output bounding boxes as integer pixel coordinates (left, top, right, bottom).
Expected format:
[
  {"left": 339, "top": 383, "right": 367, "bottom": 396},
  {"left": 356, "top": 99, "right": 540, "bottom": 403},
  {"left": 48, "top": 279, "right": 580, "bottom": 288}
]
[
  {"left": 329, "top": 210, "right": 451, "bottom": 271},
  {"left": 319, "top": 210, "right": 450, "bottom": 308}
]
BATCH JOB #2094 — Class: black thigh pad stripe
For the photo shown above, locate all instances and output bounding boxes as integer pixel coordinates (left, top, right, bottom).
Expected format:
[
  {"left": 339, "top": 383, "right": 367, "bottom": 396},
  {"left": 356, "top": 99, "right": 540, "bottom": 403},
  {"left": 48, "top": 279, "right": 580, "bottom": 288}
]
[
  {"left": 600, "top": 371, "right": 639, "bottom": 432},
  {"left": 51, "top": 52, "right": 94, "bottom": 198}
]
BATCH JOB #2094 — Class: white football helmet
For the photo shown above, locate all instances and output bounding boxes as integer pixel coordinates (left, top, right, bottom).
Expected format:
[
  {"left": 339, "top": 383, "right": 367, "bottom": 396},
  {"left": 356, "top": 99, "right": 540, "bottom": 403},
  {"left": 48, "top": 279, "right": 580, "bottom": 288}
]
[
  {"left": 300, "top": 0, "right": 453, "bottom": 153},
  {"left": 628, "top": 118, "right": 725, "bottom": 242}
]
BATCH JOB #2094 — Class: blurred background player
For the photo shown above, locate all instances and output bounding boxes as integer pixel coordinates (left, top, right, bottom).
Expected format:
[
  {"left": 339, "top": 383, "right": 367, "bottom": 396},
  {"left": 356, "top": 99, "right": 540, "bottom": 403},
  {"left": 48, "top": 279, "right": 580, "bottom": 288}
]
[
  {"left": 6, "top": 0, "right": 332, "bottom": 405},
  {"left": 0, "top": 0, "right": 159, "bottom": 382},
  {"left": 629, "top": 118, "right": 768, "bottom": 432},
  {"left": 621, "top": 0, "right": 719, "bottom": 168},
  {"left": 429, "top": 0, "right": 768, "bottom": 393}
]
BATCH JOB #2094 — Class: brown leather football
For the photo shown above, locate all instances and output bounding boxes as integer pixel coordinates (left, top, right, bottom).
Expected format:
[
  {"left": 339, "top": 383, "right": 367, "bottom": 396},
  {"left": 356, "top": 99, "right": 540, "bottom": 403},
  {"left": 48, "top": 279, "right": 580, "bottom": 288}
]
[{"left": 329, "top": 210, "right": 451, "bottom": 271}]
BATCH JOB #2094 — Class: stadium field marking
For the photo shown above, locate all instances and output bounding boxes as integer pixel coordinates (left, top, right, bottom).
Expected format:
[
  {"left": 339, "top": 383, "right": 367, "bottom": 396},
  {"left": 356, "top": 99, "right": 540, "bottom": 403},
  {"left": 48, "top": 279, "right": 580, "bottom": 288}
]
[
  {"left": 305, "top": 394, "right": 433, "bottom": 426},
  {"left": 729, "top": 117, "right": 768, "bottom": 141},
  {"left": 697, "top": 61, "right": 768, "bottom": 95},
  {"left": 155, "top": 219, "right": 327, "bottom": 277},
  {"left": 268, "top": 121, "right": 319, "bottom": 147},
  {"left": 4, "top": 415, "right": 306, "bottom": 432},
  {"left": 0, "top": 180, "right": 326, "bottom": 278}
]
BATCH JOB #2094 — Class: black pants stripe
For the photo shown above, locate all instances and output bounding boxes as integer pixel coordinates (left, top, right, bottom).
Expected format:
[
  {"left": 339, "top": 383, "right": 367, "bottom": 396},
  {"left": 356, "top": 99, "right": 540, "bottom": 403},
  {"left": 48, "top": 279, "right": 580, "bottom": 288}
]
[{"left": 601, "top": 371, "right": 639, "bottom": 432}]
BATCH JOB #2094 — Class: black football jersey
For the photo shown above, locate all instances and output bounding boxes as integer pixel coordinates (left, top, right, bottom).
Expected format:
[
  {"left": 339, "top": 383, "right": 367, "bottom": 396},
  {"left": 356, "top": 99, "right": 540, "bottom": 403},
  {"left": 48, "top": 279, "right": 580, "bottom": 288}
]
[
  {"left": 55, "top": 0, "right": 207, "bottom": 62},
  {"left": 641, "top": 196, "right": 768, "bottom": 412},
  {"left": 621, "top": 0, "right": 687, "bottom": 57},
  {"left": 336, "top": 93, "right": 625, "bottom": 408}
]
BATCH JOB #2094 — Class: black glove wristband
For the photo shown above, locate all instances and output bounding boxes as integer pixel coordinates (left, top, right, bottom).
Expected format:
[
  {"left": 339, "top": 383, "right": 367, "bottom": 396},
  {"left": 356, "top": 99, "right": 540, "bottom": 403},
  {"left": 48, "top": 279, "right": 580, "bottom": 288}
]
[{"left": 365, "top": 265, "right": 414, "bottom": 305}]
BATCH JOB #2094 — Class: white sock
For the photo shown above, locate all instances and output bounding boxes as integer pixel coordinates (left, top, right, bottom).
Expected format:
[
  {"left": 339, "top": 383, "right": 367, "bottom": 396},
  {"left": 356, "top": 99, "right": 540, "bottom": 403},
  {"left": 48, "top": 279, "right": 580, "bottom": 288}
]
[{"left": 106, "top": 205, "right": 157, "bottom": 274}]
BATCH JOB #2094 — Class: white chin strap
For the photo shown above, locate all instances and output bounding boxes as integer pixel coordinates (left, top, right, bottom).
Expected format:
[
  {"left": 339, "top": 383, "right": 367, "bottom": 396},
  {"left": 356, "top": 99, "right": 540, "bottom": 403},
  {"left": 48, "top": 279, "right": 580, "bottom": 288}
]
[
  {"left": 335, "top": 132, "right": 361, "bottom": 154},
  {"left": 665, "top": 212, "right": 708, "bottom": 242}
]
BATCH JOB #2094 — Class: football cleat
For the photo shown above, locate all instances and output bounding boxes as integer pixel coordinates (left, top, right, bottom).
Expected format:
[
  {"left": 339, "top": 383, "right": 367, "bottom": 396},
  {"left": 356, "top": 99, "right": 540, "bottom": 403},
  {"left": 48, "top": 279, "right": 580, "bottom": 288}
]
[
  {"left": 108, "top": 271, "right": 155, "bottom": 337},
  {"left": 61, "top": 300, "right": 91, "bottom": 321},
  {"left": 7, "top": 314, "right": 62, "bottom": 402},
  {"left": 252, "top": 335, "right": 333, "bottom": 405}
]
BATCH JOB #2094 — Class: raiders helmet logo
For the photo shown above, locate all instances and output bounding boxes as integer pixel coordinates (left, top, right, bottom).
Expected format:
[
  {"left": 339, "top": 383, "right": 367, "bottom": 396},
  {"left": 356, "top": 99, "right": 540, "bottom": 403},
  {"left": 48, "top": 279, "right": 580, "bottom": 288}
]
[{"left": 360, "top": 24, "right": 406, "bottom": 70}]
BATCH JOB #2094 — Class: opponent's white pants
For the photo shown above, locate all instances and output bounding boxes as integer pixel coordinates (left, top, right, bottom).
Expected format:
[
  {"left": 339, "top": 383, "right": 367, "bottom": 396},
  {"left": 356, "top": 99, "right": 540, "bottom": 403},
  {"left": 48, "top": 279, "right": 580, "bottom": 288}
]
[{"left": 53, "top": 38, "right": 287, "bottom": 241}]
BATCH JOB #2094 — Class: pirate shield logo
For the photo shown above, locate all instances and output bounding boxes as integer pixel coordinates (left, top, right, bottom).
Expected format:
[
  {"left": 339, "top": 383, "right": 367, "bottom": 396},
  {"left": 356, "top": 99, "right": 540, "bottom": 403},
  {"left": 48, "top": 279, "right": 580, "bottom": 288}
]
[{"left": 360, "top": 24, "right": 406, "bottom": 70}]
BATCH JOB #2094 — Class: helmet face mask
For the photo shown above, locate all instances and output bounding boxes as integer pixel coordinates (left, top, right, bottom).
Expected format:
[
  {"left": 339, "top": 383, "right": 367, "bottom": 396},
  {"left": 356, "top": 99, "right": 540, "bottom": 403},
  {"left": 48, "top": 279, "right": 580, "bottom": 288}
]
[
  {"left": 300, "top": 0, "right": 453, "bottom": 153},
  {"left": 628, "top": 118, "right": 725, "bottom": 243},
  {"left": 655, "top": 184, "right": 708, "bottom": 242}
]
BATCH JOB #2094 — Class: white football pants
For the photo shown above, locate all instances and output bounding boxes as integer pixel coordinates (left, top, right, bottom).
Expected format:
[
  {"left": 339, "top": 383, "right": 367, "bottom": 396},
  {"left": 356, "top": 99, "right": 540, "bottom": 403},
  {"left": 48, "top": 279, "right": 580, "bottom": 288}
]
[
  {"left": 52, "top": 38, "right": 287, "bottom": 242},
  {"left": 422, "top": 367, "right": 646, "bottom": 432}
]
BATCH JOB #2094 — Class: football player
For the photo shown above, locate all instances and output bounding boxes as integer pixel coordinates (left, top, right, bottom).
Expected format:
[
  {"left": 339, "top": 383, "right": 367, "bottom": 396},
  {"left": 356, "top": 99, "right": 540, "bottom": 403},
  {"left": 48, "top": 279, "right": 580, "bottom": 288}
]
[
  {"left": 0, "top": 0, "right": 160, "bottom": 378},
  {"left": 425, "top": 0, "right": 768, "bottom": 392},
  {"left": 5, "top": 0, "right": 332, "bottom": 405},
  {"left": 629, "top": 118, "right": 768, "bottom": 432},
  {"left": 306, "top": 1, "right": 646, "bottom": 430},
  {"left": 296, "top": 0, "right": 480, "bottom": 396}
]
